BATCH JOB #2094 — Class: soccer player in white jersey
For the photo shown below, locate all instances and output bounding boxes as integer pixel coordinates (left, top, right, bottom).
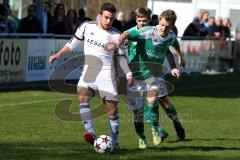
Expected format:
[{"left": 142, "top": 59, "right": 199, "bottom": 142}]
[
  {"left": 49, "top": 3, "right": 133, "bottom": 150},
  {"left": 106, "top": 9, "right": 185, "bottom": 149}
]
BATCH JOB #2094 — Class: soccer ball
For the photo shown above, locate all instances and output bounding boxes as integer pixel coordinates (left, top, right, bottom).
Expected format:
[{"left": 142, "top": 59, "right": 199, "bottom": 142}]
[{"left": 94, "top": 135, "right": 114, "bottom": 154}]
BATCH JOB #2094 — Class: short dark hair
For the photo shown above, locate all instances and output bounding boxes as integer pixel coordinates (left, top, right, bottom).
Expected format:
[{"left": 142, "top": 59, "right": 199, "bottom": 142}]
[
  {"left": 160, "top": 9, "right": 177, "bottom": 25},
  {"left": 135, "top": 7, "right": 150, "bottom": 20},
  {"left": 100, "top": 2, "right": 116, "bottom": 14}
]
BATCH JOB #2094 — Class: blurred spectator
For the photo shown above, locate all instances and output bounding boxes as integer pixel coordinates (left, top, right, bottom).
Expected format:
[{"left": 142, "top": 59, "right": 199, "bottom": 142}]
[
  {"left": 0, "top": 4, "right": 8, "bottom": 32},
  {"left": 78, "top": 8, "right": 91, "bottom": 25},
  {"left": 202, "top": 11, "right": 209, "bottom": 28},
  {"left": 42, "top": 1, "right": 53, "bottom": 33},
  {"left": 193, "top": 10, "right": 203, "bottom": 23},
  {"left": 67, "top": 9, "right": 79, "bottom": 34},
  {"left": 182, "top": 11, "right": 208, "bottom": 39},
  {"left": 124, "top": 11, "right": 136, "bottom": 30},
  {"left": 116, "top": 11, "right": 127, "bottom": 31},
  {"left": 222, "top": 17, "right": 231, "bottom": 39},
  {"left": 206, "top": 16, "right": 215, "bottom": 37},
  {"left": 182, "top": 21, "right": 200, "bottom": 38},
  {"left": 213, "top": 17, "right": 223, "bottom": 38},
  {"left": 112, "top": 18, "right": 124, "bottom": 32},
  {"left": 52, "top": 3, "right": 71, "bottom": 34},
  {"left": 0, "top": 4, "right": 19, "bottom": 33},
  {"left": 146, "top": 8, "right": 152, "bottom": 19},
  {"left": 149, "top": 14, "right": 158, "bottom": 26},
  {"left": 17, "top": 4, "right": 43, "bottom": 33},
  {"left": 6, "top": 4, "right": 19, "bottom": 33}
]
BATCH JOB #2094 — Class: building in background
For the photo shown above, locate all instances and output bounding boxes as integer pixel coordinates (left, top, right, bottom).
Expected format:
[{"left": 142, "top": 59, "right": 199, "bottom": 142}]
[
  {"left": 3, "top": 0, "right": 240, "bottom": 37},
  {"left": 148, "top": 0, "right": 240, "bottom": 37}
]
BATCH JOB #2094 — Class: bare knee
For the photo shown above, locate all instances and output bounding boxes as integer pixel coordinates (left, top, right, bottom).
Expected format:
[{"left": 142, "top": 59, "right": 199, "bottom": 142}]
[
  {"left": 147, "top": 89, "right": 158, "bottom": 104},
  {"left": 159, "top": 97, "right": 170, "bottom": 109},
  {"left": 106, "top": 100, "right": 118, "bottom": 117},
  {"left": 78, "top": 88, "right": 94, "bottom": 103},
  {"left": 79, "top": 95, "right": 90, "bottom": 103}
]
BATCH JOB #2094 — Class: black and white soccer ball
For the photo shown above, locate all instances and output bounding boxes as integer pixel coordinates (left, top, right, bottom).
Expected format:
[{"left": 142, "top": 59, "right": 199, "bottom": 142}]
[{"left": 94, "top": 135, "right": 114, "bottom": 154}]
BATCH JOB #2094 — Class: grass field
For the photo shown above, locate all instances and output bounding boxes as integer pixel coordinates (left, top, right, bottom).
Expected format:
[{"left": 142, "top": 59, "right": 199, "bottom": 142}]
[{"left": 0, "top": 73, "right": 240, "bottom": 160}]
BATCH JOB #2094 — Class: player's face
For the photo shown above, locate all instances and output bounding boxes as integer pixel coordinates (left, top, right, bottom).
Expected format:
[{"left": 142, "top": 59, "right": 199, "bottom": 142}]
[
  {"left": 158, "top": 18, "right": 172, "bottom": 37},
  {"left": 136, "top": 17, "right": 149, "bottom": 29},
  {"left": 99, "top": 11, "right": 115, "bottom": 30}
]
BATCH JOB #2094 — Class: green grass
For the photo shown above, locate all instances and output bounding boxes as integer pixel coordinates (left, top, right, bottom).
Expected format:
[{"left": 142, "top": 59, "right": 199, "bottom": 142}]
[{"left": 0, "top": 73, "right": 240, "bottom": 160}]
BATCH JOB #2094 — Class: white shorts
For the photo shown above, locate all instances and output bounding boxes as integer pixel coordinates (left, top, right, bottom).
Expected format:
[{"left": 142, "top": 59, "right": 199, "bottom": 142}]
[
  {"left": 77, "top": 69, "right": 119, "bottom": 101},
  {"left": 127, "top": 77, "right": 168, "bottom": 110}
]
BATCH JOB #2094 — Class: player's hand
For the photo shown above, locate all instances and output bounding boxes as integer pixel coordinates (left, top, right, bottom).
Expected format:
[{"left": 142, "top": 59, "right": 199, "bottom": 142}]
[
  {"left": 178, "top": 57, "right": 185, "bottom": 68},
  {"left": 49, "top": 54, "right": 59, "bottom": 63},
  {"left": 126, "top": 72, "right": 133, "bottom": 86},
  {"left": 171, "top": 68, "right": 181, "bottom": 79},
  {"left": 104, "top": 42, "right": 119, "bottom": 53}
]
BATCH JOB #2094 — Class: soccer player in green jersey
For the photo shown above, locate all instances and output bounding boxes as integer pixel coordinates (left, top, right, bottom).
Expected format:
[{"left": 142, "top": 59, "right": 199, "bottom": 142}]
[{"left": 107, "top": 9, "right": 185, "bottom": 149}]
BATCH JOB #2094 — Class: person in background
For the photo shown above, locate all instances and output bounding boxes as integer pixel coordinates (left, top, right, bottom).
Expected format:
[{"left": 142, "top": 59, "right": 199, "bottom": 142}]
[
  {"left": 116, "top": 11, "right": 127, "bottom": 31},
  {"left": 182, "top": 11, "right": 208, "bottom": 39},
  {"left": 222, "top": 17, "right": 231, "bottom": 39},
  {"left": 124, "top": 11, "right": 137, "bottom": 30},
  {"left": 149, "top": 14, "right": 159, "bottom": 26},
  {"left": 206, "top": 16, "right": 215, "bottom": 37},
  {"left": 17, "top": 4, "right": 43, "bottom": 33},
  {"left": 213, "top": 17, "right": 223, "bottom": 38},
  {"left": 202, "top": 11, "right": 209, "bottom": 28},
  {"left": 1, "top": 4, "right": 20, "bottom": 33},
  {"left": 42, "top": 1, "right": 53, "bottom": 34},
  {"left": 193, "top": 10, "right": 203, "bottom": 23},
  {"left": 52, "top": 3, "right": 71, "bottom": 35},
  {"left": 67, "top": 9, "right": 79, "bottom": 34},
  {"left": 78, "top": 8, "right": 91, "bottom": 25}
]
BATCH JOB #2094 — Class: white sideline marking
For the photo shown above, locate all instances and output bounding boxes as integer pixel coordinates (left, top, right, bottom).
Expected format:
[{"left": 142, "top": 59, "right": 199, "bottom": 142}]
[{"left": 0, "top": 98, "right": 68, "bottom": 107}]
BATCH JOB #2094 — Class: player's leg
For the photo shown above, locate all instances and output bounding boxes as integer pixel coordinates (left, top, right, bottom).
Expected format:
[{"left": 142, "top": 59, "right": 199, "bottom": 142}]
[
  {"left": 133, "top": 108, "right": 147, "bottom": 149},
  {"left": 159, "top": 96, "right": 185, "bottom": 141},
  {"left": 144, "top": 98, "right": 168, "bottom": 145},
  {"left": 98, "top": 80, "right": 120, "bottom": 150},
  {"left": 127, "top": 81, "right": 147, "bottom": 149},
  {"left": 105, "top": 100, "right": 120, "bottom": 148},
  {"left": 145, "top": 77, "right": 170, "bottom": 144},
  {"left": 145, "top": 88, "right": 168, "bottom": 145},
  {"left": 78, "top": 87, "right": 96, "bottom": 145}
]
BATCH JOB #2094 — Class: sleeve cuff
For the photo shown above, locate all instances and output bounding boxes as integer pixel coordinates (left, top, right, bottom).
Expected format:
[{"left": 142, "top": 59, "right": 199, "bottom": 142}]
[{"left": 126, "top": 72, "right": 132, "bottom": 77}]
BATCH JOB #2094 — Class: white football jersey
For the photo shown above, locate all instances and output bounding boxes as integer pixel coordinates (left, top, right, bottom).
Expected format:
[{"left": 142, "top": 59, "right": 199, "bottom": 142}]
[{"left": 66, "top": 21, "right": 126, "bottom": 72}]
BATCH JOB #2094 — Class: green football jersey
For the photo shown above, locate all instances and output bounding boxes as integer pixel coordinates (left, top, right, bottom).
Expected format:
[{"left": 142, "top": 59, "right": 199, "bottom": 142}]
[{"left": 127, "top": 26, "right": 177, "bottom": 79}]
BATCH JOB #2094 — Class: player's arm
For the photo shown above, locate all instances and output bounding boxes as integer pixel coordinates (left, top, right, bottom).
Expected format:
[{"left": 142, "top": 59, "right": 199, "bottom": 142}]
[
  {"left": 49, "top": 45, "right": 71, "bottom": 63},
  {"left": 105, "top": 28, "right": 141, "bottom": 52},
  {"left": 104, "top": 32, "right": 130, "bottom": 52},
  {"left": 166, "top": 50, "right": 181, "bottom": 79},
  {"left": 49, "top": 23, "right": 86, "bottom": 63},
  {"left": 117, "top": 28, "right": 142, "bottom": 47},
  {"left": 166, "top": 49, "right": 177, "bottom": 69},
  {"left": 172, "top": 39, "right": 185, "bottom": 68},
  {"left": 116, "top": 31, "right": 130, "bottom": 48},
  {"left": 117, "top": 43, "right": 133, "bottom": 85}
]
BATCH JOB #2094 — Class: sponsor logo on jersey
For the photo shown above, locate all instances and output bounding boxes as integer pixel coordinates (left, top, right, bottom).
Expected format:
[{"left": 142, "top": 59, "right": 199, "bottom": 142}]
[{"left": 87, "top": 38, "right": 104, "bottom": 48}]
